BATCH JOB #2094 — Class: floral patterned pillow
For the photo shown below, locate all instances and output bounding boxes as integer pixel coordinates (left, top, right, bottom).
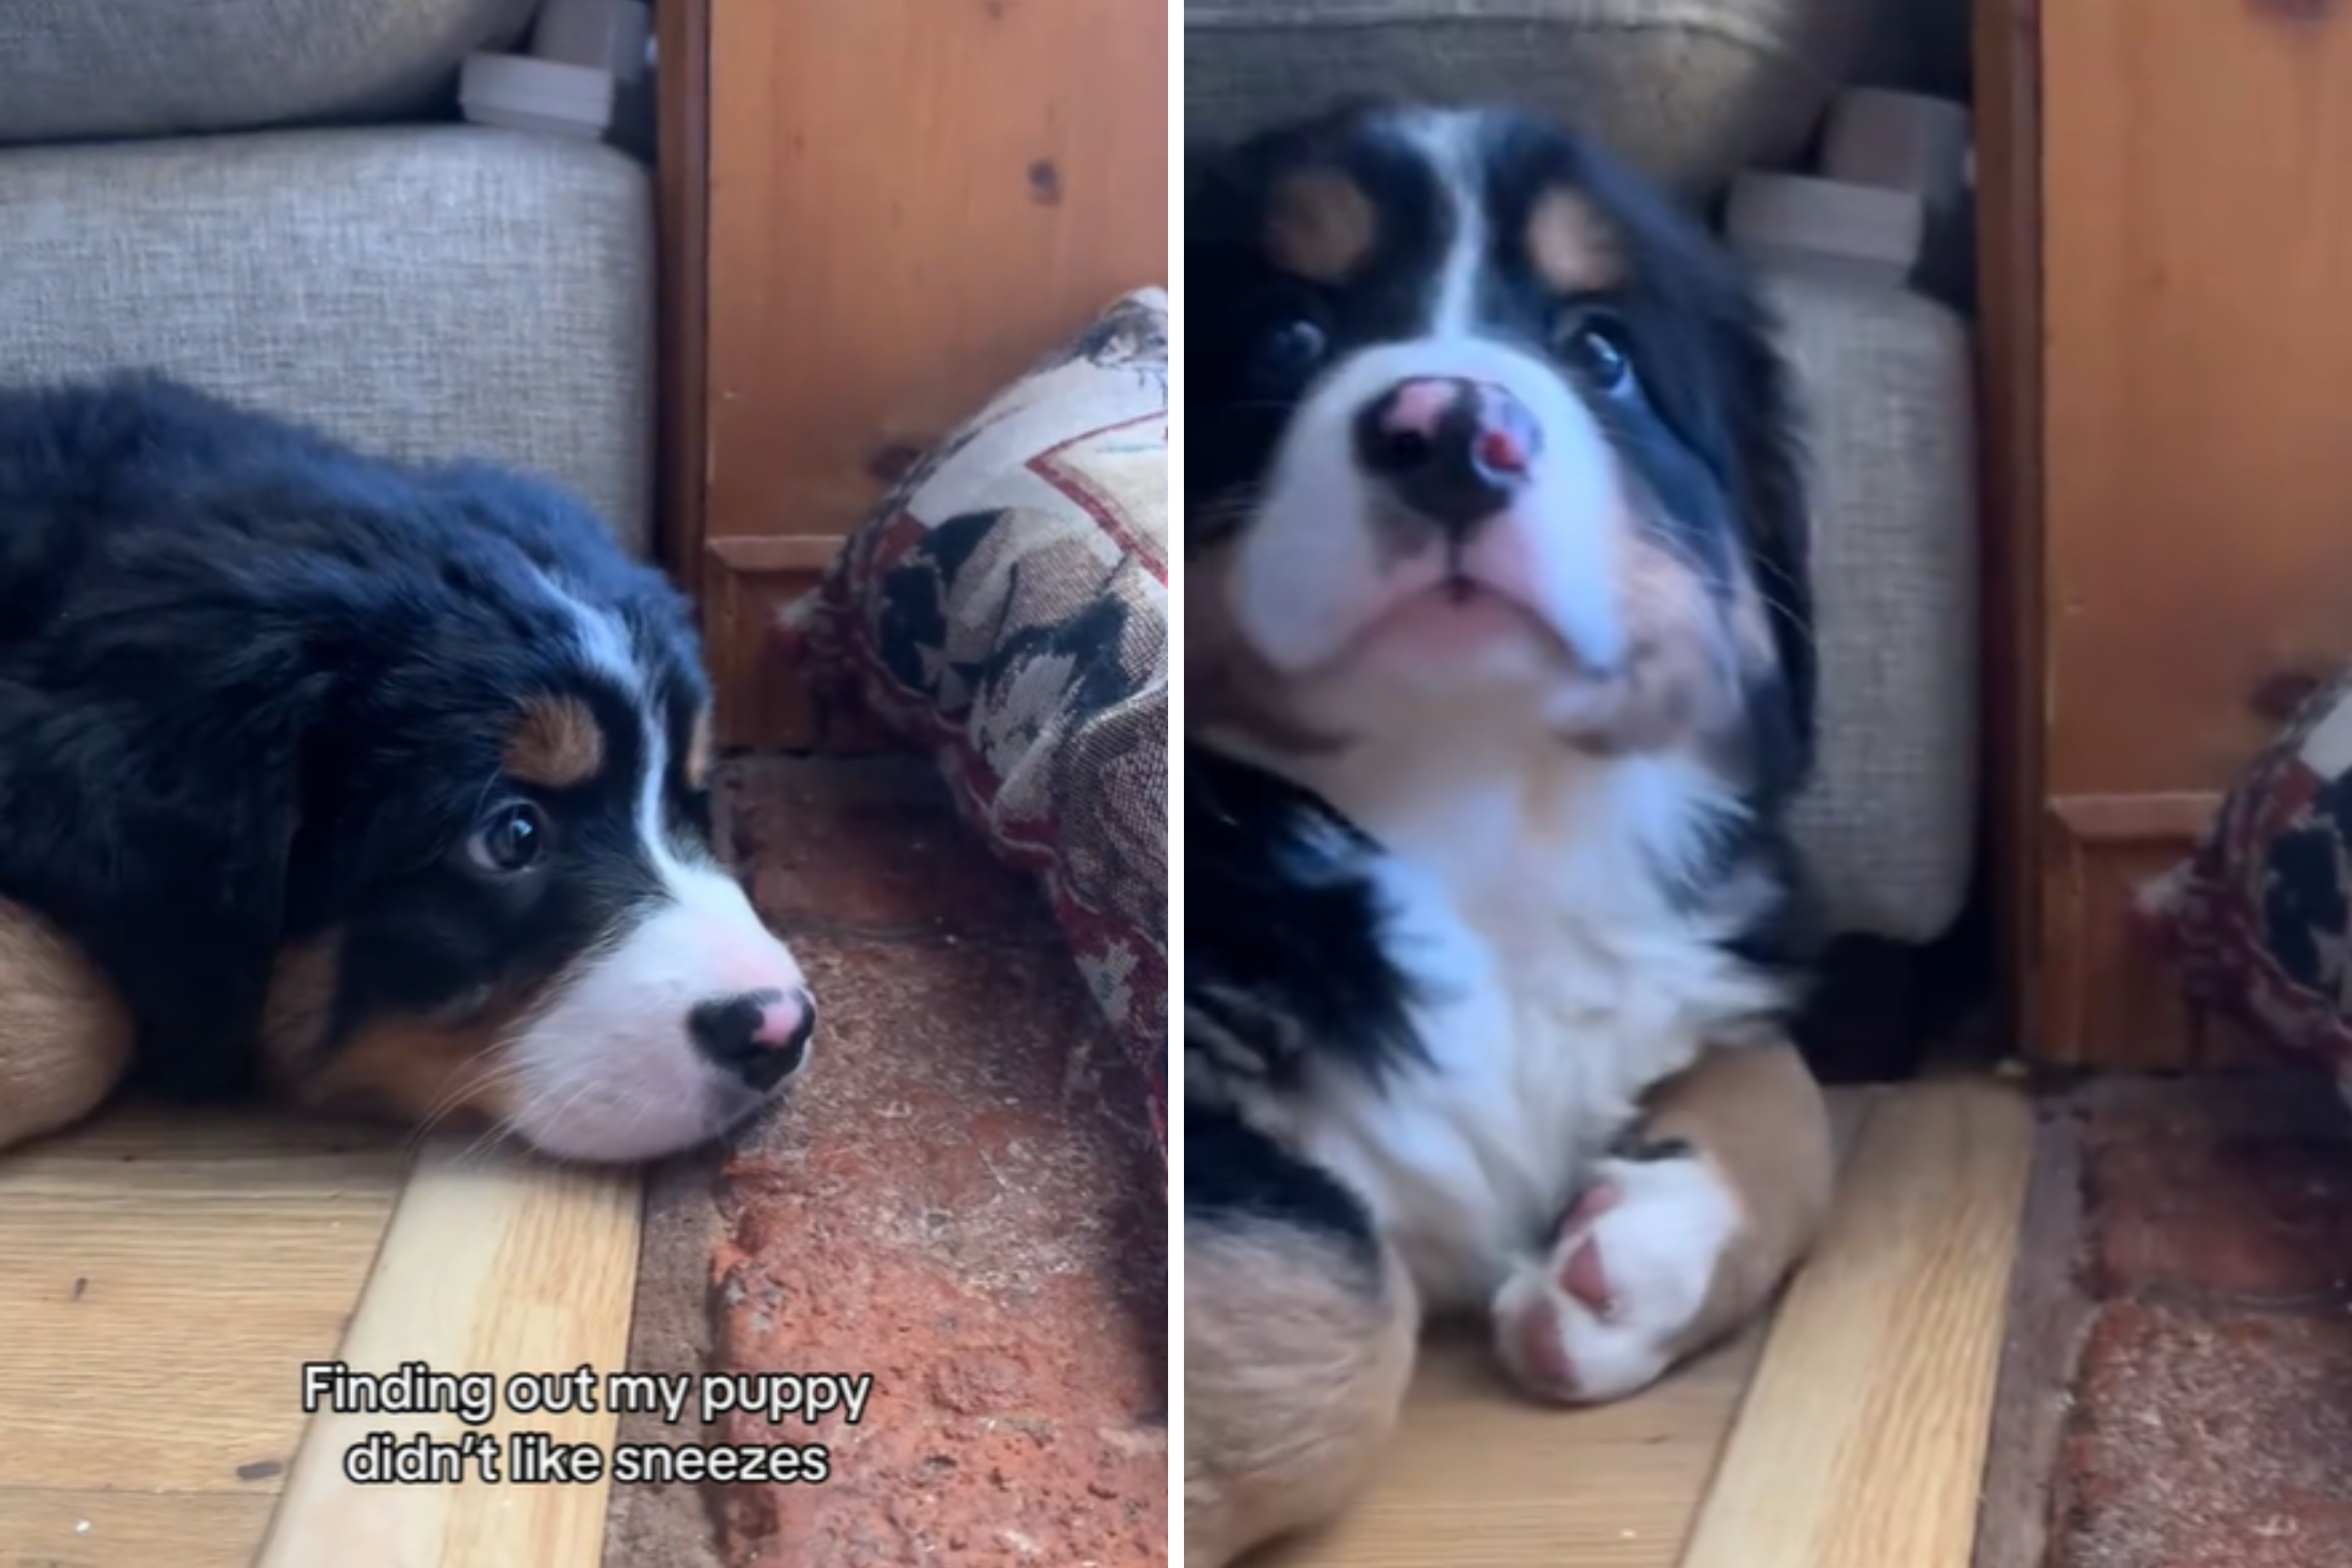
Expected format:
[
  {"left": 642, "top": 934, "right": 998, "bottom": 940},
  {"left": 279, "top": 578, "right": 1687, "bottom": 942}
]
[
  {"left": 2141, "top": 667, "right": 2352, "bottom": 1106},
  {"left": 782, "top": 290, "right": 1168, "bottom": 1169}
]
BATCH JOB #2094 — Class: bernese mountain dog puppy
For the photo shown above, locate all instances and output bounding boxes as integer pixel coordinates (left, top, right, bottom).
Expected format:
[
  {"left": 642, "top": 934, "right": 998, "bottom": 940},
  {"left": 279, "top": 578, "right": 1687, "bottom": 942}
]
[
  {"left": 0, "top": 374, "right": 814, "bottom": 1163},
  {"left": 1185, "top": 103, "right": 1838, "bottom": 1564}
]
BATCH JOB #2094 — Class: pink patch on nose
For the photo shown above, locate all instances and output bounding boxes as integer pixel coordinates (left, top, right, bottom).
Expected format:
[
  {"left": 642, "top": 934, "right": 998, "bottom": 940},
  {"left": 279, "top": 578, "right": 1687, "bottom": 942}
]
[
  {"left": 751, "top": 993, "right": 810, "bottom": 1049},
  {"left": 1477, "top": 426, "right": 1530, "bottom": 474},
  {"left": 1385, "top": 377, "right": 1458, "bottom": 437}
]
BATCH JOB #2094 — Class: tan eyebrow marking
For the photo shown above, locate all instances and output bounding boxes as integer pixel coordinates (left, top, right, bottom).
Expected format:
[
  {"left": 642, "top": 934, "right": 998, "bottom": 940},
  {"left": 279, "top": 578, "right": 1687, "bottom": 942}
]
[
  {"left": 503, "top": 695, "right": 605, "bottom": 788},
  {"left": 684, "top": 705, "right": 715, "bottom": 791},
  {"left": 1525, "top": 184, "right": 1624, "bottom": 294},
  {"left": 1265, "top": 169, "right": 1377, "bottom": 285}
]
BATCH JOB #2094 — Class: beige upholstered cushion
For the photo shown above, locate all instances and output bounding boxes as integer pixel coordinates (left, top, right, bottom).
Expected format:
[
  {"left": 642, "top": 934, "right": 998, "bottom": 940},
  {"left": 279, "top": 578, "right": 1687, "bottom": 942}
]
[
  {"left": 1185, "top": 0, "right": 1874, "bottom": 194},
  {"left": 0, "top": 127, "right": 655, "bottom": 557},
  {"left": 1773, "top": 271, "right": 1977, "bottom": 944},
  {"left": 0, "top": 0, "right": 537, "bottom": 146}
]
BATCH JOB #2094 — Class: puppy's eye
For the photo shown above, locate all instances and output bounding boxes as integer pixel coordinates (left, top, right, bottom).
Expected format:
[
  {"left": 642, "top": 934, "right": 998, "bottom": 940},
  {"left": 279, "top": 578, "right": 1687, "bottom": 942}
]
[
  {"left": 466, "top": 803, "right": 547, "bottom": 874},
  {"left": 1557, "top": 314, "right": 1634, "bottom": 394},
  {"left": 1249, "top": 318, "right": 1329, "bottom": 390}
]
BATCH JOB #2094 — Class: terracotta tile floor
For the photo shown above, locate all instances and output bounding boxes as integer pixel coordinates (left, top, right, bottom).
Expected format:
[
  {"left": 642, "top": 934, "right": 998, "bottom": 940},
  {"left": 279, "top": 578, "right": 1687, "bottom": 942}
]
[
  {"left": 2005, "top": 1075, "right": 2352, "bottom": 1568},
  {"left": 603, "top": 756, "right": 1167, "bottom": 1568}
]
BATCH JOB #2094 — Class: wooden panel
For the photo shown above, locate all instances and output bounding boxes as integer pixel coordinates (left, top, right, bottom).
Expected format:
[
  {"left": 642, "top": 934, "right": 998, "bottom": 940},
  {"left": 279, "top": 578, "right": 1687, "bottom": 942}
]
[
  {"left": 1681, "top": 1081, "right": 2033, "bottom": 1568},
  {"left": 2033, "top": 0, "right": 2352, "bottom": 1063},
  {"left": 700, "top": 548, "right": 826, "bottom": 748},
  {"left": 255, "top": 1141, "right": 641, "bottom": 1568},
  {"left": 1973, "top": 0, "right": 2045, "bottom": 1062},
  {"left": 699, "top": 0, "right": 1167, "bottom": 749},
  {"left": 654, "top": 0, "right": 711, "bottom": 590}
]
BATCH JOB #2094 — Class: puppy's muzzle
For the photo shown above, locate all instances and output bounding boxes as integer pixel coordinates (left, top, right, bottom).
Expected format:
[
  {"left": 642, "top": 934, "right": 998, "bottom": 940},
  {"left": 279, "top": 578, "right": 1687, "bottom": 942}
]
[{"left": 1352, "top": 376, "right": 1542, "bottom": 539}]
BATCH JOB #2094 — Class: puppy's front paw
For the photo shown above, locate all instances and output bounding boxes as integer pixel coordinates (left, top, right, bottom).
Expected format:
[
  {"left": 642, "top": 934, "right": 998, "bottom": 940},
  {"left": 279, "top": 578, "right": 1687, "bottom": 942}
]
[{"left": 1489, "top": 1149, "right": 1740, "bottom": 1405}]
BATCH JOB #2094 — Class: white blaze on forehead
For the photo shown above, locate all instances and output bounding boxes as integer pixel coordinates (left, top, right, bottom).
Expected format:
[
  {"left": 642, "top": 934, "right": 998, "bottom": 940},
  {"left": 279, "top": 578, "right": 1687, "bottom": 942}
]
[
  {"left": 1402, "top": 108, "right": 1492, "bottom": 339},
  {"left": 548, "top": 576, "right": 643, "bottom": 695},
  {"left": 534, "top": 575, "right": 753, "bottom": 940},
  {"left": 536, "top": 576, "right": 699, "bottom": 861},
  {"left": 540, "top": 581, "right": 782, "bottom": 950}
]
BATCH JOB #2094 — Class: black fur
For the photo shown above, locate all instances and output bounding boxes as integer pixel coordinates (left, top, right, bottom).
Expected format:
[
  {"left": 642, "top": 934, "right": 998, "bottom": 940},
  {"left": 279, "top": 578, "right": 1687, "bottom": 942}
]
[
  {"left": 1185, "top": 1100, "right": 1384, "bottom": 1278},
  {"left": 0, "top": 372, "right": 713, "bottom": 1102},
  {"left": 1185, "top": 743, "right": 1427, "bottom": 1093}
]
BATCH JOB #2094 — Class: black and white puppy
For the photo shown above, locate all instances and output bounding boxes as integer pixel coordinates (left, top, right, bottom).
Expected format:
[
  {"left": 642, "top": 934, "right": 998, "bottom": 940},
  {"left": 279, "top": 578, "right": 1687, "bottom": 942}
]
[
  {"left": 1184, "top": 104, "right": 1836, "bottom": 1565},
  {"left": 0, "top": 374, "right": 813, "bottom": 1163}
]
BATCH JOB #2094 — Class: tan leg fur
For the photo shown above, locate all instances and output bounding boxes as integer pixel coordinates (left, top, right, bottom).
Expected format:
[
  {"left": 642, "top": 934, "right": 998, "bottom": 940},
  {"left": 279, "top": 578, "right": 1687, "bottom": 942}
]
[
  {"left": 0, "top": 899, "right": 134, "bottom": 1152},
  {"left": 1185, "top": 1217, "right": 1419, "bottom": 1568}
]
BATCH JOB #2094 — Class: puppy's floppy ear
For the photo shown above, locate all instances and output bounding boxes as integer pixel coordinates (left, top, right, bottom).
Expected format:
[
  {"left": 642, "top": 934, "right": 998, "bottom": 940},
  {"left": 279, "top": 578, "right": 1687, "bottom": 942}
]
[
  {"left": 1184, "top": 132, "right": 1257, "bottom": 257},
  {"left": 10, "top": 574, "right": 350, "bottom": 1102},
  {"left": 1183, "top": 94, "right": 1398, "bottom": 244},
  {"left": 97, "top": 725, "right": 310, "bottom": 1102},
  {"left": 1711, "top": 281, "right": 1816, "bottom": 800},
  {"left": 1613, "top": 209, "right": 1817, "bottom": 799},
  {"left": 1555, "top": 136, "right": 1816, "bottom": 797}
]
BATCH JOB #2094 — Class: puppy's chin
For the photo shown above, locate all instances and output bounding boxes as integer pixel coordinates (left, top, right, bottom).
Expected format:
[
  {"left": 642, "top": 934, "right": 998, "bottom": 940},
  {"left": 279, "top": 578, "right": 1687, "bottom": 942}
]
[
  {"left": 1245, "top": 590, "right": 1621, "bottom": 751},
  {"left": 1354, "top": 583, "right": 1576, "bottom": 681}
]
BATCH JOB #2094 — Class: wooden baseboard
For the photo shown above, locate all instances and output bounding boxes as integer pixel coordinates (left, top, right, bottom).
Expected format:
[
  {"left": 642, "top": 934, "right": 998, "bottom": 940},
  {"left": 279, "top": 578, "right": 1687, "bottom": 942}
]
[
  {"left": 700, "top": 535, "right": 902, "bottom": 755},
  {"left": 2034, "top": 791, "right": 2270, "bottom": 1072},
  {"left": 701, "top": 536, "right": 837, "bottom": 750}
]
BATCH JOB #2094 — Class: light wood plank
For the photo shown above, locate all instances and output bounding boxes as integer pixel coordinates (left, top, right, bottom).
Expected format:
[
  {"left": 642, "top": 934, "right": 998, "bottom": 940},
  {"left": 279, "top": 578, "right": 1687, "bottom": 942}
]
[
  {"left": 1268, "top": 1094, "right": 1883, "bottom": 1568},
  {"left": 1264, "top": 1330, "right": 1761, "bottom": 1568},
  {"left": 1258, "top": 1086, "right": 2031, "bottom": 1568},
  {"left": 0, "top": 1489, "right": 273, "bottom": 1568},
  {"left": 254, "top": 1140, "right": 643, "bottom": 1568},
  {"left": 0, "top": 1109, "right": 405, "bottom": 1497},
  {"left": 1681, "top": 1080, "right": 2033, "bottom": 1568}
]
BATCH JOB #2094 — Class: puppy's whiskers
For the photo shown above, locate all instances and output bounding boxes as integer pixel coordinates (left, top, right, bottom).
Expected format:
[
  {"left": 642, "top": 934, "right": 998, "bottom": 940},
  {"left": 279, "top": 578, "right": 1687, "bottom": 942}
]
[{"left": 405, "top": 1058, "right": 529, "bottom": 1156}]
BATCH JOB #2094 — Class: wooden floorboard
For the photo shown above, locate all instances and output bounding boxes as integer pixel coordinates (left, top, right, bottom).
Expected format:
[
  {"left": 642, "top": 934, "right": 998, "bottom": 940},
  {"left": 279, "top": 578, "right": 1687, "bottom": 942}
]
[
  {"left": 1270, "top": 1080, "right": 2034, "bottom": 1568},
  {"left": 0, "top": 1106, "right": 407, "bottom": 1568},
  {"left": 1683, "top": 1080, "right": 2034, "bottom": 1568},
  {"left": 5, "top": 1078, "right": 2035, "bottom": 1568},
  {"left": 1261, "top": 1329, "right": 1761, "bottom": 1568},
  {"left": 0, "top": 1109, "right": 647, "bottom": 1568},
  {"left": 0, "top": 1489, "right": 276, "bottom": 1568},
  {"left": 255, "top": 1138, "right": 644, "bottom": 1568}
]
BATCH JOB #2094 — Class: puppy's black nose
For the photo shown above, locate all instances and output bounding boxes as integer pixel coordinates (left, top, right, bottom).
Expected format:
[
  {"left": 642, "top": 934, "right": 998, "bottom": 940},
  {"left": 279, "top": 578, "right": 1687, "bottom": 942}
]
[
  {"left": 689, "top": 987, "right": 816, "bottom": 1091},
  {"left": 1352, "top": 376, "right": 1540, "bottom": 535}
]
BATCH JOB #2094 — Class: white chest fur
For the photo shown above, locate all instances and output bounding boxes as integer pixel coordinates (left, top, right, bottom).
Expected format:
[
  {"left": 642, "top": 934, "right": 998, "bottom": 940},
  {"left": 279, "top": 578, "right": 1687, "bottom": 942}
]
[{"left": 1275, "top": 736, "right": 1783, "bottom": 1315}]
